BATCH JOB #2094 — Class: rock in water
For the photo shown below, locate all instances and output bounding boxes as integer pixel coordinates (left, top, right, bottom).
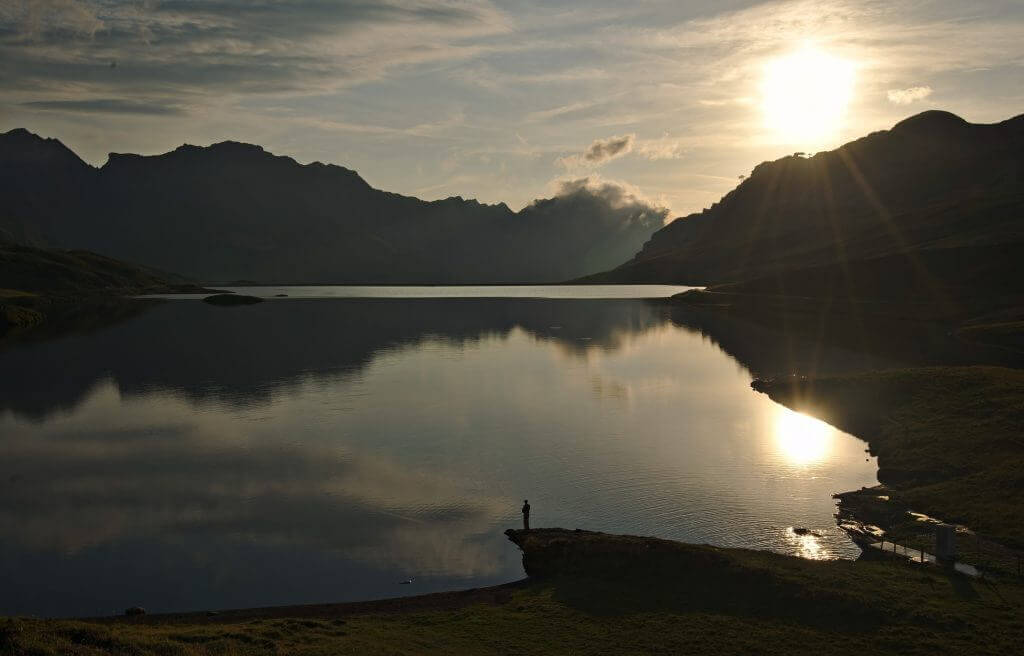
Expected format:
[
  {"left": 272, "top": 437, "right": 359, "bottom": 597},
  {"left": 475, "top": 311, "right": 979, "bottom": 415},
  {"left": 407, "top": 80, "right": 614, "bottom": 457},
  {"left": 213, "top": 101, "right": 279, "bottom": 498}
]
[{"left": 202, "top": 294, "right": 263, "bottom": 306}]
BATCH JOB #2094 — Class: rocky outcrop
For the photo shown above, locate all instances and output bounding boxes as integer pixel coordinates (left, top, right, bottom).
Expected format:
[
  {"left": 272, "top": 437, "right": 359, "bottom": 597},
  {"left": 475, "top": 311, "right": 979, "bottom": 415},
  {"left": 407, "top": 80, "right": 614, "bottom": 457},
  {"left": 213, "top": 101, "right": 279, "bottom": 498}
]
[
  {"left": 0, "top": 304, "right": 44, "bottom": 336},
  {"left": 504, "top": 528, "right": 737, "bottom": 580},
  {"left": 203, "top": 294, "right": 263, "bottom": 306}
]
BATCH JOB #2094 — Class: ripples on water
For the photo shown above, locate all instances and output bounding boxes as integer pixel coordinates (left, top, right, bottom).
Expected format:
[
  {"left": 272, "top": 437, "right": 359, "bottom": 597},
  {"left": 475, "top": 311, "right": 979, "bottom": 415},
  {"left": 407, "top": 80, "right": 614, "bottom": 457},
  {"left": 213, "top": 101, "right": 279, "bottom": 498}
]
[{"left": 0, "top": 288, "right": 880, "bottom": 617}]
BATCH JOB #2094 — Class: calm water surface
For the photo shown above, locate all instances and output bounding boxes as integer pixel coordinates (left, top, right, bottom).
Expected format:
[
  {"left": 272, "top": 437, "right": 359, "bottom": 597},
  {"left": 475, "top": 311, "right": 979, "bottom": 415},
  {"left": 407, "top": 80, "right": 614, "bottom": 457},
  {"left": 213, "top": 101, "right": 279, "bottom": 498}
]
[
  {"left": 149, "top": 284, "right": 697, "bottom": 299},
  {"left": 0, "top": 286, "right": 879, "bottom": 617}
]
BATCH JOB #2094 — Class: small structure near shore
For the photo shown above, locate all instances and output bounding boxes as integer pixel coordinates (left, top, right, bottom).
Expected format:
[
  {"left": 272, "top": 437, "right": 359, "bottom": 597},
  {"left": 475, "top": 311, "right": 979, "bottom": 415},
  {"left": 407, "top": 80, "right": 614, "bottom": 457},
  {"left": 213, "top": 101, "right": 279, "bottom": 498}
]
[{"left": 935, "top": 523, "right": 957, "bottom": 562}]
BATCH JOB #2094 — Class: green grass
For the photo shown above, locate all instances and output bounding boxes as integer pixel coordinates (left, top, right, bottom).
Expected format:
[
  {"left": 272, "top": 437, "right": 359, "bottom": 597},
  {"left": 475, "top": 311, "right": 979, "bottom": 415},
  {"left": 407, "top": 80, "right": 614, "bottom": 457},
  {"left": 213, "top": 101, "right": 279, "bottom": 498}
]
[
  {"left": 755, "top": 366, "right": 1024, "bottom": 549},
  {"left": 0, "top": 289, "right": 36, "bottom": 299},
  {"left": 4, "top": 538, "right": 1023, "bottom": 655}
]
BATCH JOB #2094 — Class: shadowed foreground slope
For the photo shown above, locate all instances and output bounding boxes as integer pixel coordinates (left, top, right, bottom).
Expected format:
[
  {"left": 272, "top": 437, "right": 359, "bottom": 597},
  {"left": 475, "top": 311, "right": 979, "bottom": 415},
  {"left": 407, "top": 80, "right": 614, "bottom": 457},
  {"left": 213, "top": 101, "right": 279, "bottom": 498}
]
[{"left": 5, "top": 529, "right": 1023, "bottom": 655}]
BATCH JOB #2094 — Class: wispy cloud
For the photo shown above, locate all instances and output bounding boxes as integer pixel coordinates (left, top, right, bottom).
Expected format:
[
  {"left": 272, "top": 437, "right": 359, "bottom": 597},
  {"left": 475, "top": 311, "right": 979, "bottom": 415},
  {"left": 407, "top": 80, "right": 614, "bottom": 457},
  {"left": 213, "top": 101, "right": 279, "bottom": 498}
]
[
  {"left": 21, "top": 98, "right": 186, "bottom": 115},
  {"left": 636, "top": 135, "right": 687, "bottom": 160},
  {"left": 524, "top": 100, "right": 605, "bottom": 123},
  {"left": 0, "top": 0, "right": 511, "bottom": 105},
  {"left": 558, "top": 133, "right": 635, "bottom": 169},
  {"left": 582, "top": 133, "right": 634, "bottom": 163},
  {"left": 887, "top": 86, "right": 933, "bottom": 105}
]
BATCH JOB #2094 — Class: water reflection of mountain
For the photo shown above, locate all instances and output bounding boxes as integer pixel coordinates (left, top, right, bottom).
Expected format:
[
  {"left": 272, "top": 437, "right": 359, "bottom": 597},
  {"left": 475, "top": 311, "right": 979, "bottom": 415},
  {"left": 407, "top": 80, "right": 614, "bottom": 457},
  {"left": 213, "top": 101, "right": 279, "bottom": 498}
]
[
  {"left": 0, "top": 298, "right": 668, "bottom": 420},
  {"left": 5, "top": 296, "right": 1014, "bottom": 421},
  {"left": 667, "top": 304, "right": 1024, "bottom": 378}
]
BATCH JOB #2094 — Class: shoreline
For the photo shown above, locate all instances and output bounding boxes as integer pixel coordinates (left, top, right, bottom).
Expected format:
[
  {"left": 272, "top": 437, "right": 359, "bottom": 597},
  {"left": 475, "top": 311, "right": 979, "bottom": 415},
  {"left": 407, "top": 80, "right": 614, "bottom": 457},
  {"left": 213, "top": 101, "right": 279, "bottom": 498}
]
[
  {"left": 76, "top": 580, "right": 531, "bottom": 625},
  {"left": 6, "top": 527, "right": 1023, "bottom": 654},
  {"left": 751, "top": 367, "right": 1024, "bottom": 555}
]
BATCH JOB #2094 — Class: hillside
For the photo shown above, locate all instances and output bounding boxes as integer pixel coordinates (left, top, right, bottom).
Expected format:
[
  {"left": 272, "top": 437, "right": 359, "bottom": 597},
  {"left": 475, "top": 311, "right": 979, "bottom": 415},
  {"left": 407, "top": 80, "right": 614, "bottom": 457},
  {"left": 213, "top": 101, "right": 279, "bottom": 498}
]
[
  {"left": 0, "top": 130, "right": 662, "bottom": 284},
  {"left": 0, "top": 244, "right": 197, "bottom": 295},
  {"left": 0, "top": 243, "right": 206, "bottom": 338},
  {"left": 588, "top": 111, "right": 1024, "bottom": 287}
]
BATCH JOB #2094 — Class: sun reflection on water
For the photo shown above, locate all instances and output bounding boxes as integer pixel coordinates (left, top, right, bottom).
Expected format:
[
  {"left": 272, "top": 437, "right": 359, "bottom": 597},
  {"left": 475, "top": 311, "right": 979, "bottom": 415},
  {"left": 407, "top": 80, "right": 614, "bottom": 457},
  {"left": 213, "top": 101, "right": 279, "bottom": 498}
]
[
  {"left": 785, "top": 527, "right": 830, "bottom": 560},
  {"left": 775, "top": 406, "right": 833, "bottom": 465}
]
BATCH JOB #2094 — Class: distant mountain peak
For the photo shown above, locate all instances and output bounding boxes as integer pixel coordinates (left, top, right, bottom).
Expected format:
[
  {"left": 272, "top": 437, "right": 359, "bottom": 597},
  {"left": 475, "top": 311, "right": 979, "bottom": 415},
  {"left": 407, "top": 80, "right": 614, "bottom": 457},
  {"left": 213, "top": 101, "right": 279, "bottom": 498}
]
[
  {"left": 2, "top": 127, "right": 33, "bottom": 138},
  {"left": 0, "top": 127, "right": 89, "bottom": 168},
  {"left": 202, "top": 140, "right": 266, "bottom": 154},
  {"left": 891, "top": 110, "right": 970, "bottom": 135},
  {"left": 162, "top": 141, "right": 269, "bottom": 159}
]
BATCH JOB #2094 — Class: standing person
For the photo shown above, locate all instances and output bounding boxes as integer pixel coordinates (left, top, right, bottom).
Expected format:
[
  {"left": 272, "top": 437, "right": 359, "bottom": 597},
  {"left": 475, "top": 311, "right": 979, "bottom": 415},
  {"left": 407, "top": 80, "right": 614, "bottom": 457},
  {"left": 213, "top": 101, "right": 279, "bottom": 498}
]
[{"left": 522, "top": 499, "right": 531, "bottom": 530}]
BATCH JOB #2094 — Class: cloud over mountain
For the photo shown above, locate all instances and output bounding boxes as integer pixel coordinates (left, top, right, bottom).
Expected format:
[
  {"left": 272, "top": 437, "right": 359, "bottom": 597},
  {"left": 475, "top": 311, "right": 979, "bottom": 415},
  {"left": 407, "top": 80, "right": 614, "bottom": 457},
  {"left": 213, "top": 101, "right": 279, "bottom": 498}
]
[{"left": 549, "top": 176, "right": 671, "bottom": 232}]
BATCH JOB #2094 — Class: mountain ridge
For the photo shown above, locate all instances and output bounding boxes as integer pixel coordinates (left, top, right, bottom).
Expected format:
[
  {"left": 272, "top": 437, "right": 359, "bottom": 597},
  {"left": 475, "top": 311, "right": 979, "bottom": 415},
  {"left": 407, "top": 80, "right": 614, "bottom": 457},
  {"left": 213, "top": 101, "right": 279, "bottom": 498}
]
[
  {"left": 586, "top": 110, "right": 1024, "bottom": 287},
  {"left": 0, "top": 129, "right": 661, "bottom": 284}
]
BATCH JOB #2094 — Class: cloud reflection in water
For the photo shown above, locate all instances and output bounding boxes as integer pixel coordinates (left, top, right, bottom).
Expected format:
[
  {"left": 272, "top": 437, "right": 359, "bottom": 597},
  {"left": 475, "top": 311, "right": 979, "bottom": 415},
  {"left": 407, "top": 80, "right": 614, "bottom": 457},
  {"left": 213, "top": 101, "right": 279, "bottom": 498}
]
[{"left": 0, "top": 297, "right": 882, "bottom": 616}]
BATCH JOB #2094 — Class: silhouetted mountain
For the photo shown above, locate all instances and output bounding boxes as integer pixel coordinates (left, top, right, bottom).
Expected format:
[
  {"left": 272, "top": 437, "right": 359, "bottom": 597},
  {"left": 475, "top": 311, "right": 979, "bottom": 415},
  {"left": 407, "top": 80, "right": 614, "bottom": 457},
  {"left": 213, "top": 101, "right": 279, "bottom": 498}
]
[
  {"left": 0, "top": 129, "right": 93, "bottom": 247},
  {"left": 0, "top": 131, "right": 662, "bottom": 283},
  {"left": 587, "top": 110, "right": 1024, "bottom": 287}
]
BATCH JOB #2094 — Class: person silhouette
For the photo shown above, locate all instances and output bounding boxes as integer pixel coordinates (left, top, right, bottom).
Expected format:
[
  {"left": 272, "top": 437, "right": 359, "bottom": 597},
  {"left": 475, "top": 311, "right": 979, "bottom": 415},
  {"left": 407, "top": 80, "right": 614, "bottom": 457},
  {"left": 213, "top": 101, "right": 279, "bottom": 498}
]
[{"left": 522, "top": 499, "right": 531, "bottom": 530}]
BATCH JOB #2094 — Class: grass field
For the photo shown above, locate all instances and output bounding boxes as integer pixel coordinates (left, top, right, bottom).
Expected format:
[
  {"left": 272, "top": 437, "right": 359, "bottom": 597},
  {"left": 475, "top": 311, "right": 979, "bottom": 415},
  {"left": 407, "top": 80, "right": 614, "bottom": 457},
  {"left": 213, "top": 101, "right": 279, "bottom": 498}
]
[{"left": 4, "top": 530, "right": 1023, "bottom": 655}]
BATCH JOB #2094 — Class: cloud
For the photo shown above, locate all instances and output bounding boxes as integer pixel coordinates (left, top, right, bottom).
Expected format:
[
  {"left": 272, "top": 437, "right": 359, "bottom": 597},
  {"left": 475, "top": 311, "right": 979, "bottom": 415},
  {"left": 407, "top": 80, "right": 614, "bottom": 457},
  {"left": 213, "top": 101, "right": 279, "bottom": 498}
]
[
  {"left": 0, "top": 0, "right": 510, "bottom": 103},
  {"left": 558, "top": 133, "right": 635, "bottom": 169},
  {"left": 550, "top": 175, "right": 669, "bottom": 220},
  {"left": 12, "top": 0, "right": 105, "bottom": 38},
  {"left": 886, "top": 85, "right": 933, "bottom": 105},
  {"left": 636, "top": 135, "right": 687, "bottom": 160},
  {"left": 21, "top": 98, "right": 186, "bottom": 115},
  {"left": 524, "top": 100, "right": 604, "bottom": 123},
  {"left": 583, "top": 133, "right": 634, "bottom": 163}
]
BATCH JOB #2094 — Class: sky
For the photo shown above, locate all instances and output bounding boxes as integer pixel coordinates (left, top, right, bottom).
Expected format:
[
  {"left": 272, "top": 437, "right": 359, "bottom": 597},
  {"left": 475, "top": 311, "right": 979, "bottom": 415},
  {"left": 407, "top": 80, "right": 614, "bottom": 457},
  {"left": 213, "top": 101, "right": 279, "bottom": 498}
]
[{"left": 2, "top": 0, "right": 1023, "bottom": 220}]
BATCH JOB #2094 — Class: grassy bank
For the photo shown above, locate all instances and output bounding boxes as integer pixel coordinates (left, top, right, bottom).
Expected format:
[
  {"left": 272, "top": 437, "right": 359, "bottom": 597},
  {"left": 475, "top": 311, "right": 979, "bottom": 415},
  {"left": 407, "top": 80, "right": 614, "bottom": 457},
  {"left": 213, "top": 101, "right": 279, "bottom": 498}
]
[
  {"left": 0, "top": 244, "right": 213, "bottom": 340},
  {"left": 753, "top": 366, "right": 1024, "bottom": 549},
  {"left": 4, "top": 529, "right": 1023, "bottom": 655}
]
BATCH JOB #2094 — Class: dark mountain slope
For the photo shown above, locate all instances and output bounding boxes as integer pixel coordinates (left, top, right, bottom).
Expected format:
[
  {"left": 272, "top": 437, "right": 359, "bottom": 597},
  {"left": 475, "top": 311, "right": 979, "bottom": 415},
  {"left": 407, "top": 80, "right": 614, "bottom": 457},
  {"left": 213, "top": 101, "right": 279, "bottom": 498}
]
[
  {"left": 0, "top": 131, "right": 661, "bottom": 283},
  {"left": 0, "top": 128, "right": 95, "bottom": 247},
  {"left": 0, "top": 243, "right": 187, "bottom": 295},
  {"left": 589, "top": 110, "right": 1024, "bottom": 285},
  {"left": 0, "top": 243, "right": 209, "bottom": 338}
]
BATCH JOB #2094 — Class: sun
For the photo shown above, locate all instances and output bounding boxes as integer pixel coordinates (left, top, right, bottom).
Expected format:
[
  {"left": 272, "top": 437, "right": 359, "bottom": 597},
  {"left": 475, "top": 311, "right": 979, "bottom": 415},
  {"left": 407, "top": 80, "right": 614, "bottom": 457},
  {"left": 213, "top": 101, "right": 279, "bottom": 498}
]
[{"left": 760, "top": 44, "right": 855, "bottom": 148}]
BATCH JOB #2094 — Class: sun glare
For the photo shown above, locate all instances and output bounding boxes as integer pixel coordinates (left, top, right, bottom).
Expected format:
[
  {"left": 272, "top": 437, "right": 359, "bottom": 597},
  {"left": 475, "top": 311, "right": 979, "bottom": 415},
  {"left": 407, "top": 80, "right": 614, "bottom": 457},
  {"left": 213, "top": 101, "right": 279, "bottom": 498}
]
[
  {"left": 760, "top": 44, "right": 855, "bottom": 148},
  {"left": 775, "top": 407, "right": 832, "bottom": 465}
]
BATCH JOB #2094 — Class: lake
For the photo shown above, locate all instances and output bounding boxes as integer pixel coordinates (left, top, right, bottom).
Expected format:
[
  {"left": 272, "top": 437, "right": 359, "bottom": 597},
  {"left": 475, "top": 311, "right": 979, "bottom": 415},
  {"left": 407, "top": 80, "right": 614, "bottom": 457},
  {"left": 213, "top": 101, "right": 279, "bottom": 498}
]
[{"left": 0, "top": 286, "right": 880, "bottom": 617}]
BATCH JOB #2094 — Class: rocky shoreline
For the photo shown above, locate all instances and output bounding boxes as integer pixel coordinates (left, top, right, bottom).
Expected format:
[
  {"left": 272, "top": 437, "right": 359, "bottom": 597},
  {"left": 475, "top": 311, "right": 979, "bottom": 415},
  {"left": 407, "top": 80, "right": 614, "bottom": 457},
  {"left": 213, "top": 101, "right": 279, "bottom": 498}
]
[{"left": 751, "top": 369, "right": 1024, "bottom": 574}]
